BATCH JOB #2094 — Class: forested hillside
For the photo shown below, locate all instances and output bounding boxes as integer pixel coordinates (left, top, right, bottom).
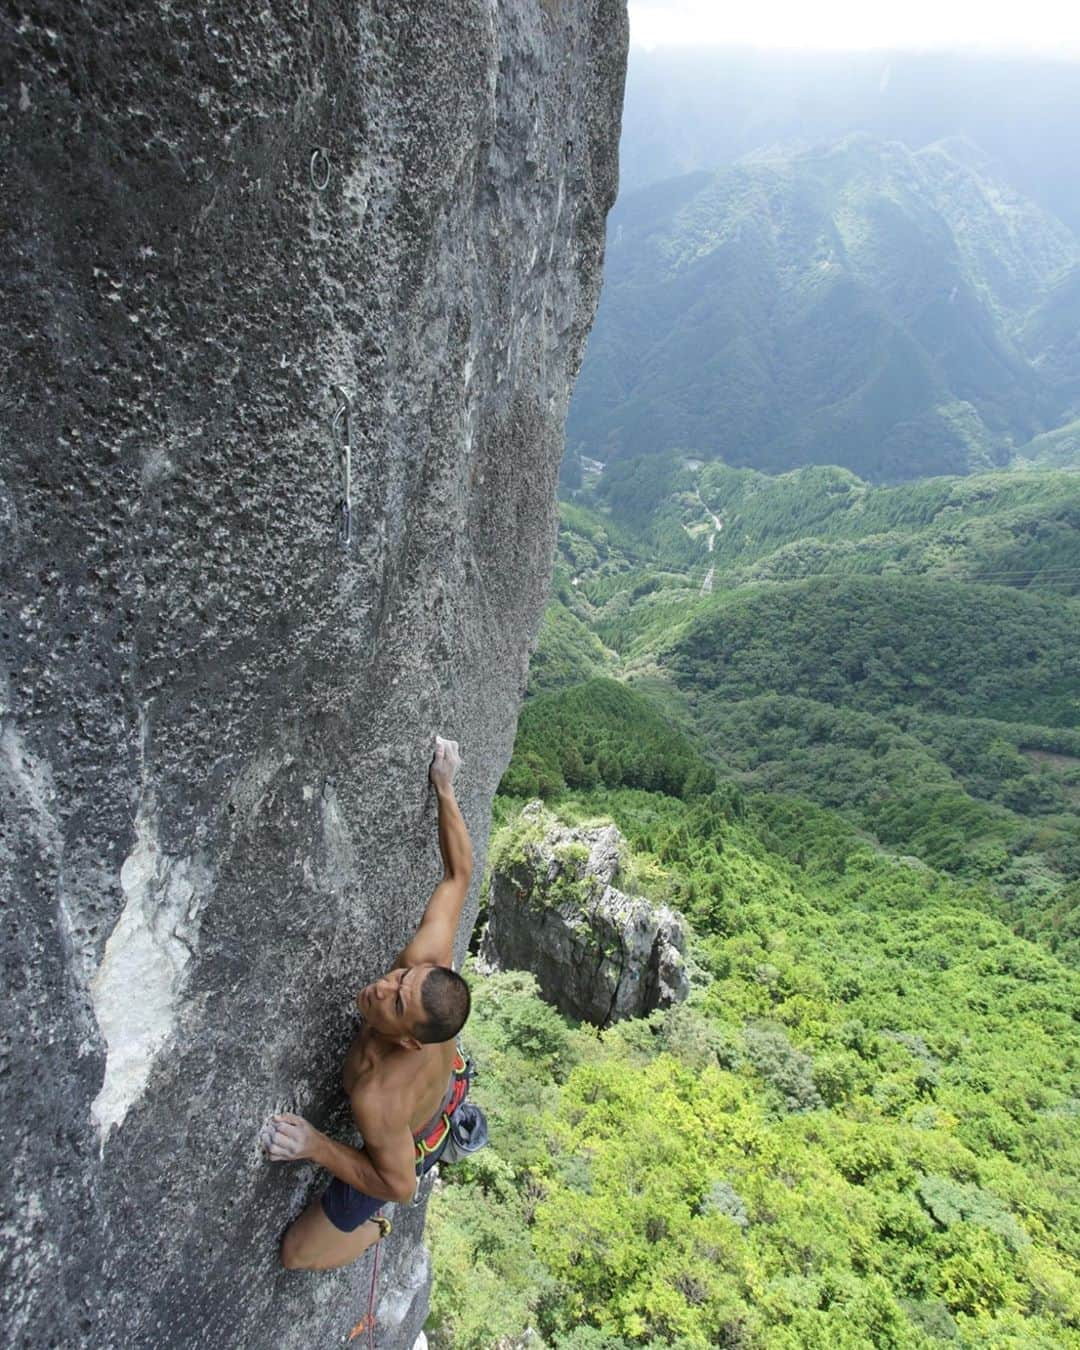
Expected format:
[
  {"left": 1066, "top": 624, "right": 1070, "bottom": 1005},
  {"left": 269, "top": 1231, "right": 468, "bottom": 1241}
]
[
  {"left": 427, "top": 457, "right": 1080, "bottom": 1349},
  {"left": 428, "top": 790, "right": 1080, "bottom": 1347},
  {"left": 531, "top": 463, "right": 1080, "bottom": 951},
  {"left": 695, "top": 462, "right": 1080, "bottom": 587},
  {"left": 567, "top": 139, "right": 1079, "bottom": 480}
]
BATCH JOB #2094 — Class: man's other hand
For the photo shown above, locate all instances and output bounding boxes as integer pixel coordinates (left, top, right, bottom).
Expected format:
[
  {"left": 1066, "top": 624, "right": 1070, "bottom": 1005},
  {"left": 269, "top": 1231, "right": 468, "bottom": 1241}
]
[
  {"left": 262, "top": 1112, "right": 320, "bottom": 1162},
  {"left": 429, "top": 735, "right": 461, "bottom": 789}
]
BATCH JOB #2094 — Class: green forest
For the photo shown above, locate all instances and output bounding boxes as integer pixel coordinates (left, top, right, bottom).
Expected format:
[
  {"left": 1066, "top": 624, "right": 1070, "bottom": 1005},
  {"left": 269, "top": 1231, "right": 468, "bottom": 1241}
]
[{"left": 426, "top": 456, "right": 1080, "bottom": 1348}]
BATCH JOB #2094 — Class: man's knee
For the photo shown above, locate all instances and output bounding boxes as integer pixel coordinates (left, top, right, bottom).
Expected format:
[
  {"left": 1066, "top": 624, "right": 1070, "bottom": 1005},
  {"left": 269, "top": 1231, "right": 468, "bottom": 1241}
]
[{"left": 279, "top": 1223, "right": 311, "bottom": 1271}]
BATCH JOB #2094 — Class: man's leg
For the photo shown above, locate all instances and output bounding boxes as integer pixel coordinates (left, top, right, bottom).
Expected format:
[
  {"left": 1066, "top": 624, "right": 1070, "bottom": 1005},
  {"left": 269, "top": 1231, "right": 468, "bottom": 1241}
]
[{"left": 280, "top": 1199, "right": 387, "bottom": 1271}]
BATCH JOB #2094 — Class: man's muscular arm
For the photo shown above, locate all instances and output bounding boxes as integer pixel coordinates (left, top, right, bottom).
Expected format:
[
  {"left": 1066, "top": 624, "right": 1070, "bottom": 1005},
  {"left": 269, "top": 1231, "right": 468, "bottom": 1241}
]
[
  {"left": 395, "top": 736, "right": 473, "bottom": 970},
  {"left": 263, "top": 1110, "right": 416, "bottom": 1204}
]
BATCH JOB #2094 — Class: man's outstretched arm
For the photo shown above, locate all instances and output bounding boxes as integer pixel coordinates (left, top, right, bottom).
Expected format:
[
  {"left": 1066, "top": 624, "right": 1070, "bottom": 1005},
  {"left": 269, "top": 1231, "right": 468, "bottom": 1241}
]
[
  {"left": 263, "top": 1112, "right": 417, "bottom": 1203},
  {"left": 395, "top": 736, "right": 473, "bottom": 970}
]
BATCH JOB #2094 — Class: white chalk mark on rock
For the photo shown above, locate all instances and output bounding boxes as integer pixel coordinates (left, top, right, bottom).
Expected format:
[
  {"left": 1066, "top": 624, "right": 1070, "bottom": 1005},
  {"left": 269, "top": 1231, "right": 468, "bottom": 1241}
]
[{"left": 90, "top": 713, "right": 211, "bottom": 1148}]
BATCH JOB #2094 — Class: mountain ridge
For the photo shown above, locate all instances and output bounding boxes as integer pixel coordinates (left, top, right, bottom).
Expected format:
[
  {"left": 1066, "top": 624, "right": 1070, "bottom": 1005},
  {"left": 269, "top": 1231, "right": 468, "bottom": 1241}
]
[{"left": 569, "top": 135, "right": 1078, "bottom": 481}]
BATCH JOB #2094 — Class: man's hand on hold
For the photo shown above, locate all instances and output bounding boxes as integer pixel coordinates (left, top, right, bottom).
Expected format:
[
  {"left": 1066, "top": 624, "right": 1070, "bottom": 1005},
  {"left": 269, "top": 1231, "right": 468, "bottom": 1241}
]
[
  {"left": 261, "top": 1112, "right": 321, "bottom": 1163},
  {"left": 429, "top": 735, "right": 461, "bottom": 790}
]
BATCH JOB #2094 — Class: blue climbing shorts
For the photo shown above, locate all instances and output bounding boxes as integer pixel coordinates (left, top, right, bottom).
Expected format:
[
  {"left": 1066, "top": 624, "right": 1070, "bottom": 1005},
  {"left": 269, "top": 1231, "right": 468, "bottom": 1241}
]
[{"left": 321, "top": 1140, "right": 445, "bottom": 1232}]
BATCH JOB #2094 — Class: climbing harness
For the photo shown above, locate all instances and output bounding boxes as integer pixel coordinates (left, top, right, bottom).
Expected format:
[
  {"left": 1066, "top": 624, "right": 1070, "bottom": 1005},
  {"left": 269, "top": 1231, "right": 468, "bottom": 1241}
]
[
  {"left": 331, "top": 386, "right": 353, "bottom": 548},
  {"left": 413, "top": 1049, "right": 471, "bottom": 1171},
  {"left": 310, "top": 147, "right": 331, "bottom": 191}
]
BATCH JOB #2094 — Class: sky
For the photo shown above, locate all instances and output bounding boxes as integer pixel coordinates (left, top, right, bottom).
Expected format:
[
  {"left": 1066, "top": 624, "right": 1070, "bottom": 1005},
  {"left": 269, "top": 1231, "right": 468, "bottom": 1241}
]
[{"left": 628, "top": 0, "right": 1080, "bottom": 59}]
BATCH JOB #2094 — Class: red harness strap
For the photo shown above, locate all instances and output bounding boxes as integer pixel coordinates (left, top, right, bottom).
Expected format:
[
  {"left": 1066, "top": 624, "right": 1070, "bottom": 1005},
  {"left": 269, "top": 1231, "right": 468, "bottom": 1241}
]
[{"left": 413, "top": 1050, "right": 469, "bottom": 1164}]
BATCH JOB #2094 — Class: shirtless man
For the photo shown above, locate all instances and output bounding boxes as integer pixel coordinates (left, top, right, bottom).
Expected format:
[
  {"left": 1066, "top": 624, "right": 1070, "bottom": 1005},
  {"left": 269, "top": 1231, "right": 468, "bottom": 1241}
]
[{"left": 262, "top": 735, "right": 473, "bottom": 1270}]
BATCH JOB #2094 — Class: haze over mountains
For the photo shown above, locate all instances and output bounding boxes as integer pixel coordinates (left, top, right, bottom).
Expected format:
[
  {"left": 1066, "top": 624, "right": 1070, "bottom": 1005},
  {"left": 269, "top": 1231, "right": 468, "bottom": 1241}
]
[
  {"left": 568, "top": 49, "right": 1080, "bottom": 482},
  {"left": 619, "top": 48, "right": 1080, "bottom": 228}
]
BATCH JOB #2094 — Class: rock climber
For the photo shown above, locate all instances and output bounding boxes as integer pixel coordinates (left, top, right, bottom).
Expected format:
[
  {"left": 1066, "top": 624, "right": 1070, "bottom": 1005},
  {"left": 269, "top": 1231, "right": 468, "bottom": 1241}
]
[{"left": 262, "top": 735, "right": 474, "bottom": 1270}]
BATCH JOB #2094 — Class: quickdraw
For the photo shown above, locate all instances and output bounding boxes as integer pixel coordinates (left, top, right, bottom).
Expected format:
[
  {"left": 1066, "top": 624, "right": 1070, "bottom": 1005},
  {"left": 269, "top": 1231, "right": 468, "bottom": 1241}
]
[{"left": 331, "top": 385, "right": 353, "bottom": 548}]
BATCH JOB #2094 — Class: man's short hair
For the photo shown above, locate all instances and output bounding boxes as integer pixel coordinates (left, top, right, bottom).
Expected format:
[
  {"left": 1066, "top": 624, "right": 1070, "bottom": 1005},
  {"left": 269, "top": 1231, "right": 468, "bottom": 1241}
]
[{"left": 415, "top": 966, "right": 471, "bottom": 1044}]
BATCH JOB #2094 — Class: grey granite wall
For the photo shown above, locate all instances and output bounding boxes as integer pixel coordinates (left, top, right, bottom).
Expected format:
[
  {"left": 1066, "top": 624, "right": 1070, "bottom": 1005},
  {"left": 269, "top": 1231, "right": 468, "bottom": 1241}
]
[{"left": 0, "top": 2, "right": 626, "bottom": 1345}]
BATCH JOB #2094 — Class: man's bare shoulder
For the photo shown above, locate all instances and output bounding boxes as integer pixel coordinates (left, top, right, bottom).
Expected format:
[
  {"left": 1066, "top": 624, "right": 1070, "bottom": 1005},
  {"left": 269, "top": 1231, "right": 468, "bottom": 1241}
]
[
  {"left": 350, "top": 1041, "right": 455, "bottom": 1137},
  {"left": 349, "top": 1045, "right": 428, "bottom": 1125}
]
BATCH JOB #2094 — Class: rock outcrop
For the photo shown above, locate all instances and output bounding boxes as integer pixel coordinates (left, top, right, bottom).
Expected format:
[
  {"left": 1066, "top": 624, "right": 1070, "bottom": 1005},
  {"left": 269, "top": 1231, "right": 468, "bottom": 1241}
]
[
  {"left": 0, "top": 3, "right": 627, "bottom": 1346},
  {"left": 482, "top": 802, "right": 690, "bottom": 1025}
]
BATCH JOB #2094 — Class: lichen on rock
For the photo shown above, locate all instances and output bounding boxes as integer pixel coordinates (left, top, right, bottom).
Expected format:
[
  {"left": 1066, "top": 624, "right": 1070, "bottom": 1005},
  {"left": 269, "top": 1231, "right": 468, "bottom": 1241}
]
[{"left": 481, "top": 801, "right": 690, "bottom": 1026}]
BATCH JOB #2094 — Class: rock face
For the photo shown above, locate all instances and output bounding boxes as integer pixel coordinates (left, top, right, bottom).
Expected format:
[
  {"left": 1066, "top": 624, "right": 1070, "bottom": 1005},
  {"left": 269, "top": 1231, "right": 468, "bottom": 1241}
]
[
  {"left": 482, "top": 802, "right": 690, "bottom": 1025},
  {"left": 0, "top": 4, "right": 626, "bottom": 1347}
]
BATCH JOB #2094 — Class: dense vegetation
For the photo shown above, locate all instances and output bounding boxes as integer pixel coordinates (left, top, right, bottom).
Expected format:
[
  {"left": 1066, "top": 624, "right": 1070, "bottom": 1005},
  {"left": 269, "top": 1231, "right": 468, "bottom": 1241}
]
[
  {"left": 568, "top": 139, "right": 1079, "bottom": 481},
  {"left": 664, "top": 576, "right": 1078, "bottom": 722},
  {"left": 428, "top": 792, "right": 1080, "bottom": 1348},
  {"left": 426, "top": 81, "right": 1080, "bottom": 1328},
  {"left": 500, "top": 678, "right": 716, "bottom": 801},
  {"left": 696, "top": 462, "right": 1080, "bottom": 593},
  {"left": 427, "top": 450, "right": 1079, "bottom": 1347}
]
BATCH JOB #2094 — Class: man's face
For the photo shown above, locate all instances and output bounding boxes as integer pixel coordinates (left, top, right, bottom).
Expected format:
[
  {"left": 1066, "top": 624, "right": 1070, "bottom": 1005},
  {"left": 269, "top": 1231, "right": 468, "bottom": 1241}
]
[{"left": 356, "top": 964, "right": 432, "bottom": 1044}]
